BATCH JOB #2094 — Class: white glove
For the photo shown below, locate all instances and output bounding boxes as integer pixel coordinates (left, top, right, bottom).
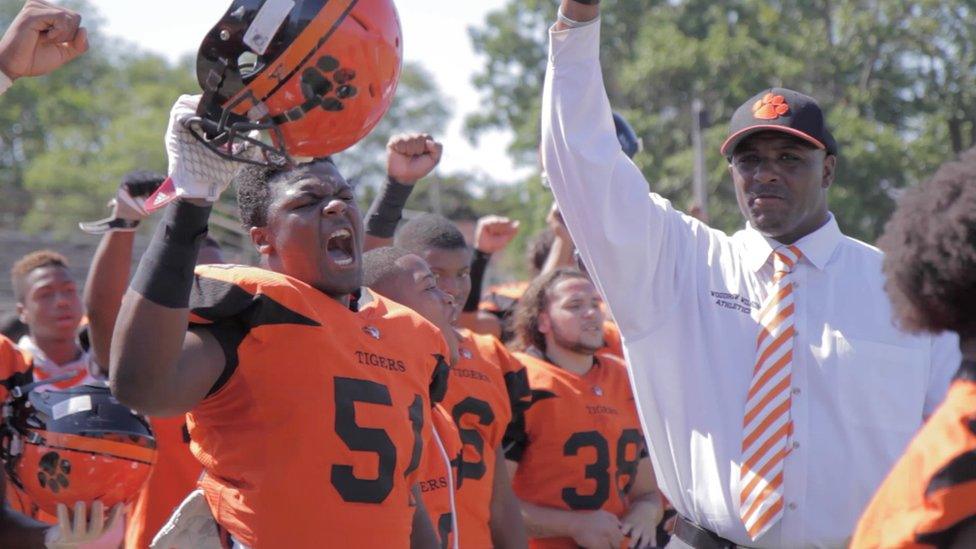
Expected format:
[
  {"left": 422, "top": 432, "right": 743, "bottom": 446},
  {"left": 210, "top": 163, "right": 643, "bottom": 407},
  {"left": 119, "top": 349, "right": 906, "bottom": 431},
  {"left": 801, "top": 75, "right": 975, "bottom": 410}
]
[
  {"left": 44, "top": 501, "right": 122, "bottom": 548},
  {"left": 150, "top": 489, "right": 222, "bottom": 549},
  {"left": 145, "top": 94, "right": 248, "bottom": 212},
  {"left": 79, "top": 171, "right": 165, "bottom": 234}
]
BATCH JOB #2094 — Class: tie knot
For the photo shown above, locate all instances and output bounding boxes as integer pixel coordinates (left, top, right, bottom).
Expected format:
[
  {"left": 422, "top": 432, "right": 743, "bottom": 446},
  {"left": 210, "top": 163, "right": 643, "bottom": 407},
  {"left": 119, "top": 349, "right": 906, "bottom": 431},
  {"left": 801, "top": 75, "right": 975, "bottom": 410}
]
[{"left": 772, "top": 245, "right": 802, "bottom": 275}]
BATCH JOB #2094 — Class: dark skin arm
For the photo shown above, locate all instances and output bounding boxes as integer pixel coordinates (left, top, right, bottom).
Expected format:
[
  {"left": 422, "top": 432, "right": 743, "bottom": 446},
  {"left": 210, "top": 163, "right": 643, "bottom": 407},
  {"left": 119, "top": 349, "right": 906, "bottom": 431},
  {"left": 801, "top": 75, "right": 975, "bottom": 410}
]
[
  {"left": 410, "top": 484, "right": 439, "bottom": 549},
  {"left": 489, "top": 443, "right": 528, "bottom": 548},
  {"left": 111, "top": 290, "right": 224, "bottom": 416},
  {"left": 83, "top": 231, "right": 135, "bottom": 375},
  {"left": 0, "top": 471, "right": 50, "bottom": 548},
  {"left": 110, "top": 200, "right": 224, "bottom": 416}
]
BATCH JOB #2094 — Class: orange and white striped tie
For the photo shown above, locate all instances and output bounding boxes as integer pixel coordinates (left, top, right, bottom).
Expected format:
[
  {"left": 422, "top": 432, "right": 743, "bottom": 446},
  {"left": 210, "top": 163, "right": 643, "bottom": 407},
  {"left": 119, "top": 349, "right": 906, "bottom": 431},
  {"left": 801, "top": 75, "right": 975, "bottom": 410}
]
[{"left": 738, "top": 244, "right": 802, "bottom": 540}]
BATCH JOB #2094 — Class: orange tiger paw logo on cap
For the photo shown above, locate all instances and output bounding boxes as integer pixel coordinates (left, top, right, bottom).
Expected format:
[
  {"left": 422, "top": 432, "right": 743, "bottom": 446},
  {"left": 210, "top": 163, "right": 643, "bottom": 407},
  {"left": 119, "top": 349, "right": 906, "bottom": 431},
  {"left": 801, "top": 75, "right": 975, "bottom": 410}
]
[{"left": 752, "top": 93, "right": 790, "bottom": 120}]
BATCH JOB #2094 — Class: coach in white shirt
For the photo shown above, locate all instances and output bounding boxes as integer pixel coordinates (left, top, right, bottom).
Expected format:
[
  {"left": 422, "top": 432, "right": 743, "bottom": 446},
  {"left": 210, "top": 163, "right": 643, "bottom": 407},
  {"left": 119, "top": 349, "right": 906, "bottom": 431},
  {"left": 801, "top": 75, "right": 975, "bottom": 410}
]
[{"left": 542, "top": 2, "right": 961, "bottom": 548}]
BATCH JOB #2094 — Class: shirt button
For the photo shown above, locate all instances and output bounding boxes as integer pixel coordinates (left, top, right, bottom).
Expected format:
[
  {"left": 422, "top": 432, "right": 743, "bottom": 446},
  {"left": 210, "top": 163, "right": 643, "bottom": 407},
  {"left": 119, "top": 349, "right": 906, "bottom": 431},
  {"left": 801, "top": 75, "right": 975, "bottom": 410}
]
[
  {"left": 792, "top": 440, "right": 800, "bottom": 450},
  {"left": 792, "top": 387, "right": 801, "bottom": 396},
  {"left": 788, "top": 502, "right": 797, "bottom": 511}
]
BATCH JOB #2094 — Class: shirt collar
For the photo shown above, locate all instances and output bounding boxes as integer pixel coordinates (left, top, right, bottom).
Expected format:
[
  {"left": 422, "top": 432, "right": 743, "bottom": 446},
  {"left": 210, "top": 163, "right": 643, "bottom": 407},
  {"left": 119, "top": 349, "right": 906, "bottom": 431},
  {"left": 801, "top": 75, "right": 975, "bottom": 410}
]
[{"left": 742, "top": 214, "right": 842, "bottom": 273}]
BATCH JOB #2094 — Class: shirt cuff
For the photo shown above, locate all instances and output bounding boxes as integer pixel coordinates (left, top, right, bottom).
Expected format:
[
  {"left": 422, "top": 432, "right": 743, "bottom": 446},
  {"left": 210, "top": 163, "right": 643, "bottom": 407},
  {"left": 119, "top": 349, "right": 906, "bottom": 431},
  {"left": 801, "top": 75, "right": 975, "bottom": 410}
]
[
  {"left": 548, "top": 16, "right": 601, "bottom": 65},
  {"left": 0, "top": 69, "right": 12, "bottom": 96}
]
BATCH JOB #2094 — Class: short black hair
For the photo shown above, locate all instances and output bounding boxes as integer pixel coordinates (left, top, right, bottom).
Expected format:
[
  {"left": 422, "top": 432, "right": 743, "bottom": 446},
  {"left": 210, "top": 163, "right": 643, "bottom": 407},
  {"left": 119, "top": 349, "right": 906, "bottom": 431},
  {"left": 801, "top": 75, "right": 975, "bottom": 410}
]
[
  {"left": 235, "top": 158, "right": 335, "bottom": 229},
  {"left": 395, "top": 214, "right": 467, "bottom": 253},
  {"left": 878, "top": 147, "right": 976, "bottom": 338},
  {"left": 363, "top": 246, "right": 416, "bottom": 289}
]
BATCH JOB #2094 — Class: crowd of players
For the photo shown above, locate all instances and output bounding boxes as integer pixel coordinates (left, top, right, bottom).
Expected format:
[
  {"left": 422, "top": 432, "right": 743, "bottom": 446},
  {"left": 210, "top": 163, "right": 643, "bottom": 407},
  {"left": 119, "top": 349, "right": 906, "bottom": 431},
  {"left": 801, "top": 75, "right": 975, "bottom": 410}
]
[{"left": 0, "top": 0, "right": 975, "bottom": 548}]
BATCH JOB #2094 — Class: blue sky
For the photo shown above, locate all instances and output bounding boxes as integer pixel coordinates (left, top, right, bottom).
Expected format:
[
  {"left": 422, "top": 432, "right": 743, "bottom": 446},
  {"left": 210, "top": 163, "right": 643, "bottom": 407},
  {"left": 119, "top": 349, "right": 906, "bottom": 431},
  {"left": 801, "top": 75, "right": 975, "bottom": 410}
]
[{"left": 88, "top": 0, "right": 528, "bottom": 182}]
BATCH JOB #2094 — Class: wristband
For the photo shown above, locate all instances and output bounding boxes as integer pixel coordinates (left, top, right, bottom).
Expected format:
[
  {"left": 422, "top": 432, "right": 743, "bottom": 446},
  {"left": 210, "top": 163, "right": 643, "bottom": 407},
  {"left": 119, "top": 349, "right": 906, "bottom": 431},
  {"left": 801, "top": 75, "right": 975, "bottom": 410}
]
[
  {"left": 570, "top": 0, "right": 600, "bottom": 4},
  {"left": 365, "top": 177, "right": 415, "bottom": 238},
  {"left": 130, "top": 200, "right": 211, "bottom": 308},
  {"left": 463, "top": 250, "right": 491, "bottom": 312}
]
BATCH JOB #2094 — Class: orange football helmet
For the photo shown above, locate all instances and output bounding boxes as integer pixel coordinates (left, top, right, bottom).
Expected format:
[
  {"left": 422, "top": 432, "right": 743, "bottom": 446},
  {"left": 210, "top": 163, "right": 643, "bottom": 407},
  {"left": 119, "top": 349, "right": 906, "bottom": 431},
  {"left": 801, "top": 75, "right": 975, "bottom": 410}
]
[
  {"left": 192, "top": 0, "right": 403, "bottom": 165},
  {"left": 0, "top": 383, "right": 156, "bottom": 516}
]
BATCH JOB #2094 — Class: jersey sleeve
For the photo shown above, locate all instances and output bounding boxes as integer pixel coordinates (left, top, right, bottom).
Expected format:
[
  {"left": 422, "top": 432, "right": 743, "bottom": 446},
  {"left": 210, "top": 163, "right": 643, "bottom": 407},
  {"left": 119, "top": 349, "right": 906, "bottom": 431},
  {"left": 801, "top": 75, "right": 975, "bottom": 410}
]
[{"left": 0, "top": 335, "right": 30, "bottom": 402}]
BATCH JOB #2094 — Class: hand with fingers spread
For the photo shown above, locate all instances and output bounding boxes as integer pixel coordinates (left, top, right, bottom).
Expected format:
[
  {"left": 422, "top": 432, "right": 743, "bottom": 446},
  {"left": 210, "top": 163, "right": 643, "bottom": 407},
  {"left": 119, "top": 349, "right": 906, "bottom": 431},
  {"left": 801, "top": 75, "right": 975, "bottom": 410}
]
[
  {"left": 474, "top": 215, "right": 520, "bottom": 254},
  {"left": 386, "top": 133, "right": 443, "bottom": 185},
  {"left": 0, "top": 0, "right": 88, "bottom": 81},
  {"left": 620, "top": 498, "right": 664, "bottom": 549},
  {"left": 45, "top": 501, "right": 123, "bottom": 548}
]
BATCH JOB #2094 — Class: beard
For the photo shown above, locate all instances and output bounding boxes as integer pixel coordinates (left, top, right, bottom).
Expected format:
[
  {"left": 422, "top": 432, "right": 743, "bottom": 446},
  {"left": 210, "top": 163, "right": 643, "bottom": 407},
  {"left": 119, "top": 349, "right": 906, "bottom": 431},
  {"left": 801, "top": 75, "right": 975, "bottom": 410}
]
[{"left": 550, "top": 323, "right": 604, "bottom": 355}]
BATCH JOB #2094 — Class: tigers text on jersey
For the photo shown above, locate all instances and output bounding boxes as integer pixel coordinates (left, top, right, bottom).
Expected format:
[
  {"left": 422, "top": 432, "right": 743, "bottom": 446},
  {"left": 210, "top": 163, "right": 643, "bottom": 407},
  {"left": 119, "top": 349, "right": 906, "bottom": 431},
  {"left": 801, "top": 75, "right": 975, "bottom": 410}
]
[
  {"left": 505, "top": 352, "right": 645, "bottom": 549},
  {"left": 185, "top": 266, "right": 449, "bottom": 547}
]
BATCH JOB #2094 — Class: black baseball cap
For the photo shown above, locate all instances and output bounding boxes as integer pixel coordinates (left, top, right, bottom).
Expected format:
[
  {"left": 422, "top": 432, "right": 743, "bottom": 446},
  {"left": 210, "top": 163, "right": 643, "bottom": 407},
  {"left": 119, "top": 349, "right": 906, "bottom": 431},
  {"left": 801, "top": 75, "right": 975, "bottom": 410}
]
[{"left": 720, "top": 87, "right": 838, "bottom": 158}]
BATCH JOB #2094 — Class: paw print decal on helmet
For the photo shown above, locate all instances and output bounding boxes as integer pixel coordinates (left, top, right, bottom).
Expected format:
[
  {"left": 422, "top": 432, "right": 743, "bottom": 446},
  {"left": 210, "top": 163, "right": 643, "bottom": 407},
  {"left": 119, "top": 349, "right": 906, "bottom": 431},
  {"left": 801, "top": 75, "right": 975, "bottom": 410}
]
[
  {"left": 37, "top": 451, "right": 71, "bottom": 494},
  {"left": 752, "top": 93, "right": 790, "bottom": 120},
  {"left": 294, "top": 55, "right": 359, "bottom": 116}
]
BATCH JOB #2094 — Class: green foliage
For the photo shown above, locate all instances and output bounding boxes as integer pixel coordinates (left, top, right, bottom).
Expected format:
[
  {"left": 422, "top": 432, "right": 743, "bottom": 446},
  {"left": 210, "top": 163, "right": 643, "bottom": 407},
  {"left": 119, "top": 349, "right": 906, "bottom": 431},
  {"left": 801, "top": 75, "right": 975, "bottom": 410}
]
[{"left": 467, "top": 0, "right": 976, "bottom": 242}]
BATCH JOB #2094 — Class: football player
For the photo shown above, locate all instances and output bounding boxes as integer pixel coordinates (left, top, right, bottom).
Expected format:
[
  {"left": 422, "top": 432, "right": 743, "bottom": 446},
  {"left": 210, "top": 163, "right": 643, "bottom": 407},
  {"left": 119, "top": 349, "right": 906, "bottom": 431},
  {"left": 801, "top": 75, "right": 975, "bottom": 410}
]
[
  {"left": 79, "top": 171, "right": 224, "bottom": 549},
  {"left": 505, "top": 268, "right": 663, "bottom": 549},
  {"left": 394, "top": 216, "right": 530, "bottom": 548},
  {"left": 363, "top": 246, "right": 463, "bottom": 548},
  {"left": 110, "top": 98, "right": 446, "bottom": 547}
]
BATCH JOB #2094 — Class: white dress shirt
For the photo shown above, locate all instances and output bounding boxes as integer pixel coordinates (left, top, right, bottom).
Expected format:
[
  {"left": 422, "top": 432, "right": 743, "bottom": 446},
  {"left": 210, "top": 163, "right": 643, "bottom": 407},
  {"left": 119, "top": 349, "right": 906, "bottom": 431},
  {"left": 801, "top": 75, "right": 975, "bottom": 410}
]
[{"left": 541, "top": 20, "right": 960, "bottom": 548}]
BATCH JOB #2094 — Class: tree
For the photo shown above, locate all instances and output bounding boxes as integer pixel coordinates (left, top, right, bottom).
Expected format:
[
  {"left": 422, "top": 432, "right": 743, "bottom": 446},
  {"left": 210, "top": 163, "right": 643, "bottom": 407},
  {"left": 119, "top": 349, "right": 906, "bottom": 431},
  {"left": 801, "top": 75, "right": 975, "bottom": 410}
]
[{"left": 466, "top": 0, "right": 975, "bottom": 242}]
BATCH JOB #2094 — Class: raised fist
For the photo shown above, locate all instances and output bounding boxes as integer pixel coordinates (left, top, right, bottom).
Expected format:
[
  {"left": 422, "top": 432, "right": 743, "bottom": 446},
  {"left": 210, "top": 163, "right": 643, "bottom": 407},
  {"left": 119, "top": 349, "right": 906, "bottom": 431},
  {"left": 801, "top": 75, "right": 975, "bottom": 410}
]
[
  {"left": 474, "top": 215, "right": 520, "bottom": 254},
  {"left": 386, "top": 133, "right": 443, "bottom": 185},
  {"left": 0, "top": 0, "right": 88, "bottom": 81}
]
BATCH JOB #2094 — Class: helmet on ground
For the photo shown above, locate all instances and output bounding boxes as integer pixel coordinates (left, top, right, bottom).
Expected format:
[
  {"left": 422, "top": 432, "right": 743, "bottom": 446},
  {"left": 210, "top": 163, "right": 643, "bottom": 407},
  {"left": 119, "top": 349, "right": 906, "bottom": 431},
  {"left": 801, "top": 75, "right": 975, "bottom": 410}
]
[
  {"left": 0, "top": 383, "right": 156, "bottom": 516},
  {"left": 193, "top": 0, "right": 403, "bottom": 165}
]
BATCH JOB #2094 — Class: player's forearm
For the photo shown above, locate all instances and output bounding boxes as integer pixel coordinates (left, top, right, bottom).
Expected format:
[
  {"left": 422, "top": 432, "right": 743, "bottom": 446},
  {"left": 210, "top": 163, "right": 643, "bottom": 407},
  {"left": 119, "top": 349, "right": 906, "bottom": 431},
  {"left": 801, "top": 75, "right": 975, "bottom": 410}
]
[
  {"left": 110, "top": 201, "right": 210, "bottom": 413},
  {"left": 540, "top": 235, "right": 575, "bottom": 277},
  {"left": 364, "top": 176, "right": 415, "bottom": 251},
  {"left": 490, "top": 445, "right": 529, "bottom": 548},
  {"left": 84, "top": 231, "right": 135, "bottom": 373},
  {"left": 515, "top": 499, "right": 584, "bottom": 540}
]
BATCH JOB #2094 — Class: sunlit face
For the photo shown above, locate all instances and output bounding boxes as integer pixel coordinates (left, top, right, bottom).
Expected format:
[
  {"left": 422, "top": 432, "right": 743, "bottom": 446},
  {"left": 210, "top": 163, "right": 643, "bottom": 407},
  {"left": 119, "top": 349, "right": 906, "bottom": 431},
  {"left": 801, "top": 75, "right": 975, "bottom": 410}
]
[
  {"left": 17, "top": 266, "right": 82, "bottom": 342},
  {"left": 729, "top": 132, "right": 835, "bottom": 244},
  {"left": 539, "top": 277, "right": 605, "bottom": 355},
  {"left": 372, "top": 254, "right": 458, "bottom": 365},
  {"left": 252, "top": 160, "right": 363, "bottom": 298},
  {"left": 420, "top": 246, "right": 471, "bottom": 322}
]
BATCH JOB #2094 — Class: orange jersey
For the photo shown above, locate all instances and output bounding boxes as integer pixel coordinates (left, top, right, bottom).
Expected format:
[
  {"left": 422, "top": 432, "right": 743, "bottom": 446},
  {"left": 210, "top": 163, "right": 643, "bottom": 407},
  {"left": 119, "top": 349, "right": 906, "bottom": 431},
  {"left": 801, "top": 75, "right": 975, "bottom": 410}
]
[
  {"left": 185, "top": 266, "right": 448, "bottom": 547},
  {"left": 1, "top": 334, "right": 102, "bottom": 523},
  {"left": 420, "top": 405, "right": 462, "bottom": 549},
  {"left": 851, "top": 361, "right": 976, "bottom": 548},
  {"left": 478, "top": 281, "right": 529, "bottom": 315},
  {"left": 124, "top": 416, "right": 200, "bottom": 549},
  {"left": 0, "top": 334, "right": 30, "bottom": 401},
  {"left": 505, "top": 352, "right": 645, "bottom": 549},
  {"left": 440, "top": 329, "right": 517, "bottom": 548}
]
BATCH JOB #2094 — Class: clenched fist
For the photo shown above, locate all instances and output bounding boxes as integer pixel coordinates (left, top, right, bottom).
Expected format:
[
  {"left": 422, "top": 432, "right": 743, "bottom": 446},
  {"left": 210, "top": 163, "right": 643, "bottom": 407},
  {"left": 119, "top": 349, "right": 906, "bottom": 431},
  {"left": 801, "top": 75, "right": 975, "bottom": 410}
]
[
  {"left": 386, "top": 133, "right": 443, "bottom": 185},
  {"left": 0, "top": 0, "right": 88, "bottom": 81},
  {"left": 474, "top": 215, "right": 520, "bottom": 254}
]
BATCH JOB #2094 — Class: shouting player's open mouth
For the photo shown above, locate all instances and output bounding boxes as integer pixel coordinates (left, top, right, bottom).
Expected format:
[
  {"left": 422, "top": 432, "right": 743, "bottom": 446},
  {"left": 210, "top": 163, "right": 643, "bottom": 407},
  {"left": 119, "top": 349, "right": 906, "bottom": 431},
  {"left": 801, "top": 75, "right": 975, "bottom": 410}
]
[{"left": 326, "top": 228, "right": 355, "bottom": 267}]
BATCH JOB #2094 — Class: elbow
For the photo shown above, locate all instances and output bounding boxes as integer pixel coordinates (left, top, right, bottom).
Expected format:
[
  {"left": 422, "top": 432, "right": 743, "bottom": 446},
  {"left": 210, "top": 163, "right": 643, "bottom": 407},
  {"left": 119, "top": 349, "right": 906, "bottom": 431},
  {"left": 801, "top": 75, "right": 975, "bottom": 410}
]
[{"left": 109, "top": 360, "right": 158, "bottom": 415}]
